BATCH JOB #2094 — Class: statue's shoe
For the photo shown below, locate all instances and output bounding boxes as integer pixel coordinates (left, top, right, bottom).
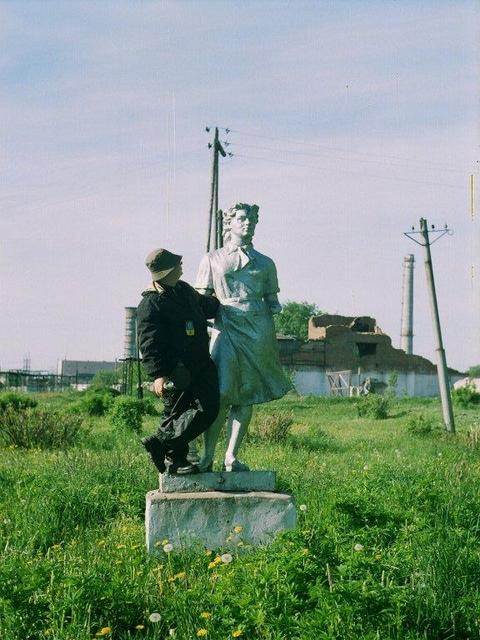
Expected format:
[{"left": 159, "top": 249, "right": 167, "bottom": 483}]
[{"left": 222, "top": 460, "right": 250, "bottom": 472}]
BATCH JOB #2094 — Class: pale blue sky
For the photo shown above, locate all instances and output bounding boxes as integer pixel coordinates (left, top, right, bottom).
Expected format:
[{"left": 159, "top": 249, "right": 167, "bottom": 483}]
[{"left": 1, "top": 1, "right": 478, "bottom": 372}]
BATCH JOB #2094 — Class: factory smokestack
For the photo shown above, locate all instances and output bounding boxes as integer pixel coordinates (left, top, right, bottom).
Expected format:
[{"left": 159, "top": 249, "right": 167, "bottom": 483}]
[
  {"left": 400, "top": 254, "right": 415, "bottom": 354},
  {"left": 123, "top": 307, "right": 138, "bottom": 359}
]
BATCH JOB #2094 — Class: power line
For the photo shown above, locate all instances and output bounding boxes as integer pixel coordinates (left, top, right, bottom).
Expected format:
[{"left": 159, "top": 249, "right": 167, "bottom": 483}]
[
  {"left": 215, "top": 126, "right": 471, "bottom": 173},
  {"left": 230, "top": 152, "right": 464, "bottom": 190}
]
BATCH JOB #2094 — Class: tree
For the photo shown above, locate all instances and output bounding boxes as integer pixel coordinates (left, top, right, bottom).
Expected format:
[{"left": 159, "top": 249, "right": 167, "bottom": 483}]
[{"left": 274, "top": 301, "right": 322, "bottom": 340}]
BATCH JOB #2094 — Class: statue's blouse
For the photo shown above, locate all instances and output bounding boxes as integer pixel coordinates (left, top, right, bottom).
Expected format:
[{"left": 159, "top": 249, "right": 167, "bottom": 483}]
[{"left": 196, "top": 242, "right": 291, "bottom": 405}]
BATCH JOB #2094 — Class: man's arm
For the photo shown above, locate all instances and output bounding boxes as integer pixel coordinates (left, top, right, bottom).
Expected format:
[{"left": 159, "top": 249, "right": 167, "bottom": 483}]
[{"left": 137, "top": 297, "right": 177, "bottom": 381}]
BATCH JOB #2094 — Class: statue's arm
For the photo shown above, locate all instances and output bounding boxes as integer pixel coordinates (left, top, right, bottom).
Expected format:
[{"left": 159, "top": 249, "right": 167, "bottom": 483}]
[{"left": 264, "top": 257, "right": 282, "bottom": 314}]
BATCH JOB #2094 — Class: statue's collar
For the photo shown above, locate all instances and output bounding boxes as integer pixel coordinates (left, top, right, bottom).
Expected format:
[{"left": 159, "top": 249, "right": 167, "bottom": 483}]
[{"left": 225, "top": 241, "right": 254, "bottom": 255}]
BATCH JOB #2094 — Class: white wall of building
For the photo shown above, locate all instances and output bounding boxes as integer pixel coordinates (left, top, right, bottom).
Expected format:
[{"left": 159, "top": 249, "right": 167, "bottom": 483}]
[{"left": 288, "top": 366, "right": 464, "bottom": 397}]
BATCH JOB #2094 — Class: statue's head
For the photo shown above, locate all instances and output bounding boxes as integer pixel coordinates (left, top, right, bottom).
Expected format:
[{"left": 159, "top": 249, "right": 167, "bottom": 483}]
[{"left": 223, "top": 203, "right": 259, "bottom": 244}]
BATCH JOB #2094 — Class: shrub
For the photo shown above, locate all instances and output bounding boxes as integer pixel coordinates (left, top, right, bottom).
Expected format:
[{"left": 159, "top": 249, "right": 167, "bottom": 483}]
[
  {"left": 250, "top": 411, "right": 294, "bottom": 443},
  {"left": 356, "top": 393, "right": 390, "bottom": 419},
  {"left": 79, "top": 391, "right": 115, "bottom": 417},
  {"left": 108, "top": 396, "right": 144, "bottom": 433},
  {"left": 0, "top": 406, "right": 85, "bottom": 449},
  {"left": 0, "top": 392, "right": 37, "bottom": 413},
  {"left": 141, "top": 395, "right": 159, "bottom": 416},
  {"left": 406, "top": 413, "right": 439, "bottom": 436},
  {"left": 452, "top": 383, "right": 480, "bottom": 408}
]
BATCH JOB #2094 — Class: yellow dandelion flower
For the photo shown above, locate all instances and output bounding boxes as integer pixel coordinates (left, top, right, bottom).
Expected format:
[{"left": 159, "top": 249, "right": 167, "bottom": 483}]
[
  {"left": 135, "top": 624, "right": 145, "bottom": 630},
  {"left": 175, "top": 571, "right": 186, "bottom": 580},
  {"left": 233, "top": 525, "right": 243, "bottom": 534},
  {"left": 213, "top": 555, "right": 223, "bottom": 565},
  {"left": 205, "top": 549, "right": 213, "bottom": 556},
  {"left": 232, "top": 631, "right": 243, "bottom": 638},
  {"left": 301, "top": 548, "right": 309, "bottom": 555},
  {"left": 161, "top": 539, "right": 169, "bottom": 545},
  {"left": 116, "top": 544, "right": 126, "bottom": 549},
  {"left": 131, "top": 544, "right": 141, "bottom": 550},
  {"left": 154, "top": 541, "right": 162, "bottom": 548},
  {"left": 95, "top": 627, "right": 112, "bottom": 637},
  {"left": 96, "top": 539, "right": 106, "bottom": 546},
  {"left": 197, "top": 629, "right": 208, "bottom": 637},
  {"left": 237, "top": 541, "right": 244, "bottom": 547},
  {"left": 200, "top": 612, "right": 211, "bottom": 619},
  {"left": 207, "top": 561, "right": 217, "bottom": 569}
]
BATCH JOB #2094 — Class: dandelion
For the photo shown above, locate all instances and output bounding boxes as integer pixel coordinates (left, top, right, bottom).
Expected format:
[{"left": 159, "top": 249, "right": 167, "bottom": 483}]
[
  {"left": 237, "top": 541, "right": 244, "bottom": 547},
  {"left": 208, "top": 561, "right": 217, "bottom": 569},
  {"left": 363, "top": 465, "right": 369, "bottom": 471},
  {"left": 154, "top": 541, "right": 162, "bottom": 548},
  {"left": 116, "top": 544, "right": 126, "bottom": 549},
  {"left": 131, "top": 544, "right": 141, "bottom": 550},
  {"left": 135, "top": 624, "right": 145, "bottom": 630},
  {"left": 163, "top": 543, "right": 173, "bottom": 553},
  {"left": 95, "top": 627, "right": 112, "bottom": 637},
  {"left": 149, "top": 612, "right": 161, "bottom": 623},
  {"left": 301, "top": 548, "right": 309, "bottom": 555},
  {"left": 169, "top": 571, "right": 186, "bottom": 582},
  {"left": 354, "top": 543, "right": 364, "bottom": 552},
  {"left": 233, "top": 525, "right": 243, "bottom": 533},
  {"left": 197, "top": 629, "right": 208, "bottom": 637},
  {"left": 232, "top": 631, "right": 243, "bottom": 638},
  {"left": 169, "top": 630, "right": 176, "bottom": 637},
  {"left": 200, "top": 612, "right": 211, "bottom": 619},
  {"left": 205, "top": 549, "right": 213, "bottom": 556},
  {"left": 161, "top": 539, "right": 169, "bottom": 545},
  {"left": 221, "top": 553, "right": 233, "bottom": 564},
  {"left": 96, "top": 540, "right": 106, "bottom": 546},
  {"left": 299, "top": 504, "right": 307, "bottom": 512}
]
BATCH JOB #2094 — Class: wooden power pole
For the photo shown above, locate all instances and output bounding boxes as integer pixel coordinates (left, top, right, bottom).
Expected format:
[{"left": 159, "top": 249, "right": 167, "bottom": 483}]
[
  {"left": 404, "top": 219, "right": 455, "bottom": 433},
  {"left": 206, "top": 127, "right": 226, "bottom": 252}
]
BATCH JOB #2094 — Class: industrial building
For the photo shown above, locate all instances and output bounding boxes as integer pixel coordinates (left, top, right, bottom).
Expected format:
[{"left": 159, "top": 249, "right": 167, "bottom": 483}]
[
  {"left": 278, "top": 314, "right": 464, "bottom": 397},
  {"left": 57, "top": 359, "right": 118, "bottom": 385}
]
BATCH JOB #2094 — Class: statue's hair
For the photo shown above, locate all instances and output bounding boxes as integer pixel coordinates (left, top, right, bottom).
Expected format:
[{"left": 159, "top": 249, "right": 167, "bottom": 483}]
[{"left": 222, "top": 203, "right": 259, "bottom": 239}]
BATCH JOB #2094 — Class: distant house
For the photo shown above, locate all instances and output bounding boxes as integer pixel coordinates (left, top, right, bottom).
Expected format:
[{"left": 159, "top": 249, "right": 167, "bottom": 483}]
[
  {"left": 278, "top": 314, "right": 464, "bottom": 397},
  {"left": 57, "top": 359, "right": 117, "bottom": 385}
]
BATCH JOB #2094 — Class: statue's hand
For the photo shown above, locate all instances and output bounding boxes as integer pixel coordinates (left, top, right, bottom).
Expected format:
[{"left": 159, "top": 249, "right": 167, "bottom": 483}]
[
  {"left": 153, "top": 377, "right": 169, "bottom": 397},
  {"left": 265, "top": 294, "right": 282, "bottom": 315}
]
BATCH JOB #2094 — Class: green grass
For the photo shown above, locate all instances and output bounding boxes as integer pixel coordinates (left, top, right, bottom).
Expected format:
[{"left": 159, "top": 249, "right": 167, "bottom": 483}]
[{"left": 1, "top": 394, "right": 480, "bottom": 639}]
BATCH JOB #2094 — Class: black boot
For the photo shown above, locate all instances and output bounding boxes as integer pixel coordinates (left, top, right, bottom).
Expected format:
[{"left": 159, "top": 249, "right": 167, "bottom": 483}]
[{"left": 141, "top": 434, "right": 167, "bottom": 473}]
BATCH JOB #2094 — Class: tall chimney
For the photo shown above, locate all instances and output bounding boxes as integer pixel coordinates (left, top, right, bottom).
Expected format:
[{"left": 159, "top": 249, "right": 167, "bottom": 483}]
[
  {"left": 400, "top": 254, "right": 415, "bottom": 354},
  {"left": 123, "top": 307, "right": 138, "bottom": 359}
]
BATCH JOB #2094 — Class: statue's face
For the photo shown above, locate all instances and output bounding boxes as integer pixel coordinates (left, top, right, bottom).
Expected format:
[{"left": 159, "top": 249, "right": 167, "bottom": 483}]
[{"left": 230, "top": 209, "right": 257, "bottom": 243}]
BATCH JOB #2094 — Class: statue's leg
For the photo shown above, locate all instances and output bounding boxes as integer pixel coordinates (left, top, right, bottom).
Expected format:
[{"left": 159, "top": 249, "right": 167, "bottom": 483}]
[
  {"left": 224, "top": 404, "right": 253, "bottom": 471},
  {"left": 198, "top": 399, "right": 229, "bottom": 471}
]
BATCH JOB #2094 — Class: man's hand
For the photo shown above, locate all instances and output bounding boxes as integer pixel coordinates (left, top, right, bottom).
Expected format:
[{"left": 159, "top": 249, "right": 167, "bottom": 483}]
[{"left": 153, "top": 377, "right": 169, "bottom": 397}]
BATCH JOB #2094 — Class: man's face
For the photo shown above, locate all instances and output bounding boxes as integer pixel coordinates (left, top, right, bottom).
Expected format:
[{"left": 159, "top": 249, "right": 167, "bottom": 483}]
[
  {"left": 230, "top": 210, "right": 257, "bottom": 242},
  {"left": 160, "top": 261, "right": 183, "bottom": 286}
]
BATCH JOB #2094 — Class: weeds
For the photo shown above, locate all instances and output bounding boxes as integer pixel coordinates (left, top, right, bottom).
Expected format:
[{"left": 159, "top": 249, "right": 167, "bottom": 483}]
[
  {"left": 356, "top": 393, "right": 391, "bottom": 419},
  {"left": 0, "top": 406, "right": 86, "bottom": 449},
  {"left": 406, "top": 413, "right": 440, "bottom": 437},
  {"left": 249, "top": 411, "right": 294, "bottom": 443},
  {"left": 108, "top": 396, "right": 144, "bottom": 432}
]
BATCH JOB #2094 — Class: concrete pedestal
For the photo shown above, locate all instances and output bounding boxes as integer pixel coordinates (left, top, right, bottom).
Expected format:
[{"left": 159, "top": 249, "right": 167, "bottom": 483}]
[{"left": 146, "top": 471, "right": 296, "bottom": 552}]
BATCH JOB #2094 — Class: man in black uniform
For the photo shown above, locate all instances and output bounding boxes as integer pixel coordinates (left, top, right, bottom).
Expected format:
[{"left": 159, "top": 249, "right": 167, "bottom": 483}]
[{"left": 137, "top": 248, "right": 220, "bottom": 475}]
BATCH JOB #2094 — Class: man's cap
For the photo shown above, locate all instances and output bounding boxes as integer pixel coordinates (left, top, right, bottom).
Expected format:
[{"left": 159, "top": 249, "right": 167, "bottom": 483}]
[{"left": 145, "top": 248, "right": 182, "bottom": 281}]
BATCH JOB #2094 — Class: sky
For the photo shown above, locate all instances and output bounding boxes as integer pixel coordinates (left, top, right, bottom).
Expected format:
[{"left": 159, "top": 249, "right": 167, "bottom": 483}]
[{"left": 1, "top": 0, "right": 479, "bottom": 373}]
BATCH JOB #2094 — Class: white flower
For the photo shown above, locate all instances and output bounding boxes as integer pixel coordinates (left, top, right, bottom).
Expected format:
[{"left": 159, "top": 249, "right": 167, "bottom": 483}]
[
  {"left": 221, "top": 553, "right": 233, "bottom": 564},
  {"left": 363, "top": 465, "right": 369, "bottom": 471},
  {"left": 353, "top": 543, "right": 364, "bottom": 552},
  {"left": 149, "top": 612, "right": 161, "bottom": 623},
  {"left": 299, "top": 504, "right": 307, "bottom": 512},
  {"left": 169, "top": 629, "right": 176, "bottom": 637},
  {"left": 163, "top": 543, "right": 173, "bottom": 553}
]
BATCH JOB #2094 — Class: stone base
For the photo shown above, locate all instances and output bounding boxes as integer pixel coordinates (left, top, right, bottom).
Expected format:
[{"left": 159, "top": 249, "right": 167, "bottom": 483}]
[
  {"left": 146, "top": 489, "right": 296, "bottom": 551},
  {"left": 159, "top": 470, "right": 276, "bottom": 493}
]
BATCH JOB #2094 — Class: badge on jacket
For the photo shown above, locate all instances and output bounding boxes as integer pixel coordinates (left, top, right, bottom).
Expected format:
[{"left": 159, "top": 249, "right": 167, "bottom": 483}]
[{"left": 186, "top": 320, "right": 195, "bottom": 336}]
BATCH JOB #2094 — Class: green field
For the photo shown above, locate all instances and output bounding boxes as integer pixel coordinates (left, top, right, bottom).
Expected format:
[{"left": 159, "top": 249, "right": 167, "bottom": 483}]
[{"left": 1, "top": 393, "right": 480, "bottom": 640}]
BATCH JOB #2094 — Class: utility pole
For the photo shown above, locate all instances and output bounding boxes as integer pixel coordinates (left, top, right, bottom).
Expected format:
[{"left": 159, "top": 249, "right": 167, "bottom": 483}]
[
  {"left": 206, "top": 127, "right": 226, "bottom": 251},
  {"left": 404, "top": 219, "right": 455, "bottom": 433}
]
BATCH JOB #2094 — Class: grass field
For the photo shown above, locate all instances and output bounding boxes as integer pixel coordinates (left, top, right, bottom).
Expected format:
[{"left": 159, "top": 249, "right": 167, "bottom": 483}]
[{"left": 1, "top": 393, "right": 480, "bottom": 640}]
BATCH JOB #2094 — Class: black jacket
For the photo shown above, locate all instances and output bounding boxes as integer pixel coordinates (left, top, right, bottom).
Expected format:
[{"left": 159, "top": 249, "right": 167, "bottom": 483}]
[{"left": 137, "top": 280, "right": 219, "bottom": 380}]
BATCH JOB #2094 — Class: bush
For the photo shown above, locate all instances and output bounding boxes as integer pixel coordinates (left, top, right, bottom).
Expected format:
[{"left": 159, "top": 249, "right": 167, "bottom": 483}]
[
  {"left": 108, "top": 396, "right": 144, "bottom": 433},
  {"left": 141, "top": 394, "right": 159, "bottom": 416},
  {"left": 452, "top": 383, "right": 480, "bottom": 408},
  {"left": 0, "top": 392, "right": 37, "bottom": 413},
  {"left": 356, "top": 393, "right": 390, "bottom": 420},
  {"left": 406, "top": 413, "right": 439, "bottom": 436},
  {"left": 79, "top": 391, "right": 115, "bottom": 417},
  {"left": 0, "top": 406, "right": 85, "bottom": 449},
  {"left": 250, "top": 411, "right": 294, "bottom": 443}
]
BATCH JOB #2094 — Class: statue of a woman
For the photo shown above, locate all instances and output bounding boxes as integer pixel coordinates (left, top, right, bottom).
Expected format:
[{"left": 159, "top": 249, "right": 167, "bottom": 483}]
[{"left": 195, "top": 203, "right": 291, "bottom": 471}]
